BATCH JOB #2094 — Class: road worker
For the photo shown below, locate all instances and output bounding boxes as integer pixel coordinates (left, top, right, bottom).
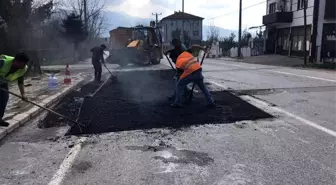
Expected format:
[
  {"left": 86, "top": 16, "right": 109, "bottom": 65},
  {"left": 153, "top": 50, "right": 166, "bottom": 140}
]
[
  {"left": 171, "top": 46, "right": 215, "bottom": 108},
  {"left": 0, "top": 53, "right": 29, "bottom": 126},
  {"left": 90, "top": 44, "right": 107, "bottom": 82},
  {"left": 164, "top": 38, "right": 189, "bottom": 101}
]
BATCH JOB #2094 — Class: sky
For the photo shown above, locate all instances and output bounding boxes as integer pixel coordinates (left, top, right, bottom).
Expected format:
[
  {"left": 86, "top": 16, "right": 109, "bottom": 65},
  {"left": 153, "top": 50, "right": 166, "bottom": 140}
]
[{"left": 105, "top": 0, "right": 267, "bottom": 30}]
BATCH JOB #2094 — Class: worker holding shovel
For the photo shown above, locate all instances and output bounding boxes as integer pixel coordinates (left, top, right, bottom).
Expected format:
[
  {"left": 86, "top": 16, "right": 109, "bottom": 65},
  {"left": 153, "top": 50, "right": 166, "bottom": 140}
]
[
  {"left": 0, "top": 53, "right": 29, "bottom": 127},
  {"left": 90, "top": 44, "right": 107, "bottom": 82},
  {"left": 164, "top": 38, "right": 189, "bottom": 101},
  {"left": 171, "top": 46, "right": 215, "bottom": 108}
]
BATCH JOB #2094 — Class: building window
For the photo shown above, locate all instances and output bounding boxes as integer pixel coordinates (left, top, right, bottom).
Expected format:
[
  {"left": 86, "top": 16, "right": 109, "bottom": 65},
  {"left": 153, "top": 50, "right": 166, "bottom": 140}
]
[
  {"left": 195, "top": 21, "right": 199, "bottom": 27},
  {"left": 269, "top": 3, "right": 276, "bottom": 14},
  {"left": 291, "top": 26, "right": 311, "bottom": 52},
  {"left": 298, "top": 0, "right": 307, "bottom": 10},
  {"left": 277, "top": 28, "right": 290, "bottom": 52},
  {"left": 193, "top": 31, "right": 199, "bottom": 37}
]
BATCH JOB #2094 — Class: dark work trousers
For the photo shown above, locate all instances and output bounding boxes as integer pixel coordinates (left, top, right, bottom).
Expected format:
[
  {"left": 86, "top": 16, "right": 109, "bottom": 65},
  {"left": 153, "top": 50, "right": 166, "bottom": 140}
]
[
  {"left": 171, "top": 73, "right": 190, "bottom": 101},
  {"left": 169, "top": 58, "right": 189, "bottom": 101},
  {"left": 0, "top": 83, "right": 9, "bottom": 121},
  {"left": 92, "top": 61, "right": 102, "bottom": 82},
  {"left": 175, "top": 70, "right": 213, "bottom": 105}
]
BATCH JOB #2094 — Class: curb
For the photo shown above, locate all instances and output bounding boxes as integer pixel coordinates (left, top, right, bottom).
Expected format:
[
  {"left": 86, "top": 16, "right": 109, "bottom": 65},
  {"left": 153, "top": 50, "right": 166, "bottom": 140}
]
[{"left": 0, "top": 77, "right": 86, "bottom": 141}]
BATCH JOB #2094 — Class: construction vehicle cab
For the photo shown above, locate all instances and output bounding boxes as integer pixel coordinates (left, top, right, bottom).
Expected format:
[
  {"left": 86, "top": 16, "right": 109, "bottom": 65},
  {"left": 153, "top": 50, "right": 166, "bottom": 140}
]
[{"left": 107, "top": 24, "right": 163, "bottom": 67}]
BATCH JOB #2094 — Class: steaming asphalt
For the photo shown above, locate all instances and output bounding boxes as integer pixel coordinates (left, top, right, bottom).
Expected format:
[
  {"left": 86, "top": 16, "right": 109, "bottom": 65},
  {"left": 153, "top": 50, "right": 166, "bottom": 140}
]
[{"left": 0, "top": 58, "right": 335, "bottom": 185}]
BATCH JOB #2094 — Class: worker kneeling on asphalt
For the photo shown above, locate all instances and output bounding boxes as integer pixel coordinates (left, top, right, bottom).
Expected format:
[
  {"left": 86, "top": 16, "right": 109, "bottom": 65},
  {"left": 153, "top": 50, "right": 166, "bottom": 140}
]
[
  {"left": 0, "top": 53, "right": 29, "bottom": 127},
  {"left": 171, "top": 48, "right": 215, "bottom": 108},
  {"left": 90, "top": 44, "right": 107, "bottom": 82}
]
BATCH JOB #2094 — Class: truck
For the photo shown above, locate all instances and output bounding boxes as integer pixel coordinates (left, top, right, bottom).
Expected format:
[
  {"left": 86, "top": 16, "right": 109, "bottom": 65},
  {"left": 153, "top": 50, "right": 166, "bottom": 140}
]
[{"left": 106, "top": 24, "right": 163, "bottom": 67}]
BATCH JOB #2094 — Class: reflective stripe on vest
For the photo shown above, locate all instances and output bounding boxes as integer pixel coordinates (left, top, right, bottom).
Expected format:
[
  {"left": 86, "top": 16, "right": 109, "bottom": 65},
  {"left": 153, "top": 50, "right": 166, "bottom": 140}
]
[
  {"left": 176, "top": 52, "right": 201, "bottom": 79},
  {"left": 0, "top": 55, "right": 28, "bottom": 82}
]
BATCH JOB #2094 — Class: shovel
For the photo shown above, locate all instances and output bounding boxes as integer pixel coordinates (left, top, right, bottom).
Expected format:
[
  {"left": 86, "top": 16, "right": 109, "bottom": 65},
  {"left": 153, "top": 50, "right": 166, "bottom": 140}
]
[
  {"left": 0, "top": 87, "right": 86, "bottom": 132},
  {"left": 103, "top": 63, "right": 115, "bottom": 77},
  {"left": 165, "top": 54, "right": 177, "bottom": 71}
]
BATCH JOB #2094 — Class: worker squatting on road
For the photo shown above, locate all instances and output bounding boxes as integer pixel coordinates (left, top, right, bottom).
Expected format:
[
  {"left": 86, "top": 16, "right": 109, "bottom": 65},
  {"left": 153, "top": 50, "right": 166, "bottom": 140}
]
[
  {"left": 0, "top": 53, "right": 29, "bottom": 127},
  {"left": 90, "top": 44, "right": 107, "bottom": 82}
]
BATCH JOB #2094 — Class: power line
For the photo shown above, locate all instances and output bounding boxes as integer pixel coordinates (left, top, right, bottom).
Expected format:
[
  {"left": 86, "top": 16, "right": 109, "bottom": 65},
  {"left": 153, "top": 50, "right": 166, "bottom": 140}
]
[
  {"left": 152, "top": 13, "right": 162, "bottom": 27},
  {"left": 206, "top": 0, "right": 266, "bottom": 20}
]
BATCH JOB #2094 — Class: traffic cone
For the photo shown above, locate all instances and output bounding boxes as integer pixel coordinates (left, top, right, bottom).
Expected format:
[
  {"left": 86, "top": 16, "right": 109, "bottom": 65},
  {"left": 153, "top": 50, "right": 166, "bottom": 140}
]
[{"left": 64, "top": 64, "right": 72, "bottom": 84}]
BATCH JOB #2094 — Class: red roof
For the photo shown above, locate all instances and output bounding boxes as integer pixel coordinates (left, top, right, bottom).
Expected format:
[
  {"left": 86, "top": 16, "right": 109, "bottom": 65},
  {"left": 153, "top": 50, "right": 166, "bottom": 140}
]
[{"left": 161, "top": 11, "right": 204, "bottom": 21}]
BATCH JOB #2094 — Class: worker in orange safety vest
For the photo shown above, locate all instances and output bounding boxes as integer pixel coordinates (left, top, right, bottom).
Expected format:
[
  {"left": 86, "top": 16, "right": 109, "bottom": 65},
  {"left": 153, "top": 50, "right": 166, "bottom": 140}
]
[{"left": 171, "top": 46, "right": 215, "bottom": 108}]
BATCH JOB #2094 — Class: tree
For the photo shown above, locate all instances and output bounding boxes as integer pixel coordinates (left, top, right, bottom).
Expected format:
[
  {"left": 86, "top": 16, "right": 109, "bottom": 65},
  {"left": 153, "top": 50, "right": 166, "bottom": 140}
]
[
  {"left": 240, "top": 29, "right": 252, "bottom": 47},
  {"left": 61, "top": 12, "right": 88, "bottom": 62},
  {"left": 219, "top": 32, "right": 237, "bottom": 54},
  {"left": 0, "top": 0, "right": 54, "bottom": 75},
  {"left": 256, "top": 30, "right": 263, "bottom": 39},
  {"left": 62, "top": 13, "right": 88, "bottom": 46},
  {"left": 207, "top": 25, "right": 219, "bottom": 46},
  {"left": 60, "top": 0, "right": 106, "bottom": 37}
]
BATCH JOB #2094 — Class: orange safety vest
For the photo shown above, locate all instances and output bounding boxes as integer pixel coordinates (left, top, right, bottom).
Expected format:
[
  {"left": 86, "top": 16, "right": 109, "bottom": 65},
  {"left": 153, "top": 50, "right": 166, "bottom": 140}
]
[{"left": 176, "top": 52, "right": 201, "bottom": 79}]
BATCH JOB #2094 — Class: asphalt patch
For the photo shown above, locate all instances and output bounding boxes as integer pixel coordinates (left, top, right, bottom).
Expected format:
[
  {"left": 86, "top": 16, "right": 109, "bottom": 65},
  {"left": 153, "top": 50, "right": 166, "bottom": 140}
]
[
  {"left": 42, "top": 81, "right": 103, "bottom": 128},
  {"left": 59, "top": 69, "right": 273, "bottom": 135}
]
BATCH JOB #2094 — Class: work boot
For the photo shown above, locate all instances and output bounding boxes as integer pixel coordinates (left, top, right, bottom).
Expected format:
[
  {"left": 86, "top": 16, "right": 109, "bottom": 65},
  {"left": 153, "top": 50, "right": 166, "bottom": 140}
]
[{"left": 0, "top": 120, "right": 9, "bottom": 127}]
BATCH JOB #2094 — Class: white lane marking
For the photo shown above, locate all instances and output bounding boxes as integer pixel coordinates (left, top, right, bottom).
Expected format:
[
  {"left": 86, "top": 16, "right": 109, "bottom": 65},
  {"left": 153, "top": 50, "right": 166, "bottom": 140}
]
[
  {"left": 48, "top": 137, "right": 87, "bottom": 185},
  {"left": 242, "top": 96, "right": 336, "bottom": 138},
  {"left": 209, "top": 81, "right": 228, "bottom": 89},
  {"left": 210, "top": 81, "right": 336, "bottom": 138},
  {"left": 205, "top": 61, "right": 256, "bottom": 69},
  {"left": 265, "top": 70, "right": 336, "bottom": 83},
  {"left": 206, "top": 61, "right": 336, "bottom": 83}
]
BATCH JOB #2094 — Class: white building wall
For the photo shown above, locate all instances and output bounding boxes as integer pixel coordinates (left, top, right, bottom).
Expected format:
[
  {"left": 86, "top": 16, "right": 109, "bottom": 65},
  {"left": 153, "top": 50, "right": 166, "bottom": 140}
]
[
  {"left": 265, "top": 0, "right": 335, "bottom": 62},
  {"left": 267, "top": 0, "right": 314, "bottom": 28},
  {"left": 161, "top": 19, "right": 202, "bottom": 46}
]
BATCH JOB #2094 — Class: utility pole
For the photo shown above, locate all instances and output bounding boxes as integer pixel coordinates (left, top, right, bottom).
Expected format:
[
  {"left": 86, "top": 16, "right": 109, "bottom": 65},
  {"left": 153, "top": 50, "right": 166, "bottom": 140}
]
[
  {"left": 181, "top": 0, "right": 185, "bottom": 44},
  {"left": 152, "top": 13, "right": 162, "bottom": 27},
  {"left": 83, "top": 0, "right": 88, "bottom": 32},
  {"left": 238, "top": 0, "right": 242, "bottom": 58},
  {"left": 303, "top": 0, "right": 307, "bottom": 65}
]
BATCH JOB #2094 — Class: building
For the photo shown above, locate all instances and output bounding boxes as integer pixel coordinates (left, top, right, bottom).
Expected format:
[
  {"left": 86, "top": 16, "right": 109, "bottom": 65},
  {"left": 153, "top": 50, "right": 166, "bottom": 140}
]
[
  {"left": 160, "top": 11, "right": 204, "bottom": 50},
  {"left": 262, "top": 0, "right": 335, "bottom": 63}
]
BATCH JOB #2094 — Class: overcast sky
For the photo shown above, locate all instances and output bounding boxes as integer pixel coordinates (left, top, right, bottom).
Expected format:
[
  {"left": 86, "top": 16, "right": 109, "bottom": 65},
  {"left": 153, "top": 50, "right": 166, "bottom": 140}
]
[{"left": 105, "top": 0, "right": 266, "bottom": 30}]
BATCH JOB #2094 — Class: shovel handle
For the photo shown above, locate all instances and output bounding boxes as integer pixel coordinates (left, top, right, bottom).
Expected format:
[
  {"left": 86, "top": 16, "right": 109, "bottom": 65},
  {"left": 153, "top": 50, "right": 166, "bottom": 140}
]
[
  {"left": 165, "top": 55, "right": 176, "bottom": 71},
  {"left": 0, "top": 87, "right": 80, "bottom": 125}
]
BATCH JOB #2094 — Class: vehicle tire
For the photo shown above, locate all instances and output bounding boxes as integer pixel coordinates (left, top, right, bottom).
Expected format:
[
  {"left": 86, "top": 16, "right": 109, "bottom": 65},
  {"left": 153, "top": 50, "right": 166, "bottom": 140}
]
[{"left": 151, "top": 49, "right": 161, "bottom": 65}]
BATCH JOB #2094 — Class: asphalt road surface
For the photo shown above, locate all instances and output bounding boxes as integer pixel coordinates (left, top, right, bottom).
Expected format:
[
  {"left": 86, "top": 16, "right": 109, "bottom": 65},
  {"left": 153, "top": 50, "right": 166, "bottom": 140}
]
[{"left": 0, "top": 58, "right": 335, "bottom": 185}]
